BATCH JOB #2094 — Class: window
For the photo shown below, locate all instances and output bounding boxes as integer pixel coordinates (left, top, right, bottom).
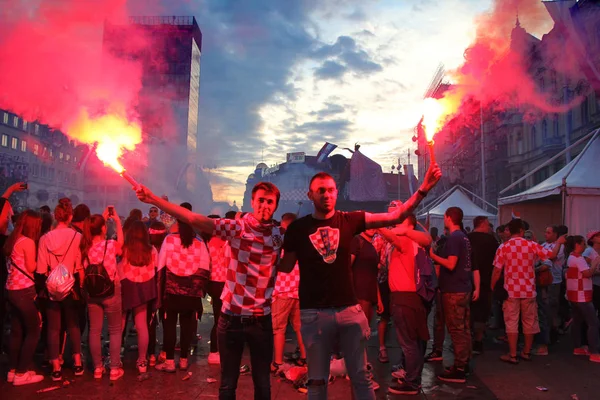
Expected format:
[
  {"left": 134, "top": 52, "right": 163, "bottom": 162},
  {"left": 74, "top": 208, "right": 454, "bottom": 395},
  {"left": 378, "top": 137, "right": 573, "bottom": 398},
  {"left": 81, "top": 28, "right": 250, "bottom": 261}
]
[
  {"left": 33, "top": 144, "right": 39, "bottom": 155},
  {"left": 553, "top": 114, "right": 559, "bottom": 137},
  {"left": 1, "top": 134, "right": 7, "bottom": 147},
  {"left": 58, "top": 171, "right": 63, "bottom": 182},
  {"left": 66, "top": 153, "right": 70, "bottom": 162},
  {"left": 74, "top": 156, "right": 77, "bottom": 163},
  {"left": 21, "top": 140, "right": 26, "bottom": 152},
  {"left": 531, "top": 125, "right": 537, "bottom": 149},
  {"left": 551, "top": 70, "right": 557, "bottom": 91},
  {"left": 59, "top": 152, "right": 64, "bottom": 160},
  {"left": 41, "top": 166, "right": 47, "bottom": 178},
  {"left": 11, "top": 137, "right": 18, "bottom": 150},
  {"left": 49, "top": 168, "right": 54, "bottom": 180},
  {"left": 2, "top": 112, "right": 7, "bottom": 124},
  {"left": 23, "top": 120, "right": 28, "bottom": 130},
  {"left": 567, "top": 110, "right": 573, "bottom": 137},
  {"left": 517, "top": 132, "right": 523, "bottom": 155},
  {"left": 34, "top": 124, "right": 39, "bottom": 135},
  {"left": 582, "top": 97, "right": 590, "bottom": 125},
  {"left": 49, "top": 149, "right": 53, "bottom": 158},
  {"left": 71, "top": 173, "right": 76, "bottom": 184},
  {"left": 542, "top": 119, "right": 548, "bottom": 139},
  {"left": 12, "top": 116, "right": 18, "bottom": 127}
]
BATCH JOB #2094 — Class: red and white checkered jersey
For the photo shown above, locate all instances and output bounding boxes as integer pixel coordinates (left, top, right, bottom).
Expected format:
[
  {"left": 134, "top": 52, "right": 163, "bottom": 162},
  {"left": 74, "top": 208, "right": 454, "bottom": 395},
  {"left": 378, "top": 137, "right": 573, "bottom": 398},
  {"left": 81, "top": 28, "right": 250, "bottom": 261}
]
[
  {"left": 273, "top": 263, "right": 299, "bottom": 299},
  {"left": 85, "top": 240, "right": 119, "bottom": 280},
  {"left": 213, "top": 213, "right": 283, "bottom": 316},
  {"left": 6, "top": 237, "right": 35, "bottom": 290},
  {"left": 566, "top": 254, "right": 593, "bottom": 303},
  {"left": 120, "top": 247, "right": 158, "bottom": 283},
  {"left": 208, "top": 236, "right": 228, "bottom": 282},
  {"left": 157, "top": 234, "right": 210, "bottom": 276},
  {"left": 493, "top": 237, "right": 551, "bottom": 298}
]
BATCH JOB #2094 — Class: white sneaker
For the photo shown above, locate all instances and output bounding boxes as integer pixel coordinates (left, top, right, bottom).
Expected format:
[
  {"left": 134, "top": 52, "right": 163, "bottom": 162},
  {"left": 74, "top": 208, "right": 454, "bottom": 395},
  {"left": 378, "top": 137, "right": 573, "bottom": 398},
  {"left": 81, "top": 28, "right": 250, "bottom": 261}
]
[
  {"left": 179, "top": 358, "right": 189, "bottom": 371},
  {"left": 110, "top": 368, "right": 124, "bottom": 381},
  {"left": 137, "top": 360, "right": 148, "bottom": 374},
  {"left": 7, "top": 370, "right": 15, "bottom": 383},
  {"left": 13, "top": 371, "right": 44, "bottom": 386},
  {"left": 208, "top": 352, "right": 220, "bottom": 365},
  {"left": 94, "top": 367, "right": 105, "bottom": 379},
  {"left": 155, "top": 359, "right": 176, "bottom": 373}
]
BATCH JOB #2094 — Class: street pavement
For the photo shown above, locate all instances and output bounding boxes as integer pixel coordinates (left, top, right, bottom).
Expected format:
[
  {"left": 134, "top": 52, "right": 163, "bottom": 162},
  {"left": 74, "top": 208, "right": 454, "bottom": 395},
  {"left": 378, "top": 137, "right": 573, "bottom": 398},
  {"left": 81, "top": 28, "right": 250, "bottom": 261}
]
[{"left": 1, "top": 300, "right": 599, "bottom": 399}]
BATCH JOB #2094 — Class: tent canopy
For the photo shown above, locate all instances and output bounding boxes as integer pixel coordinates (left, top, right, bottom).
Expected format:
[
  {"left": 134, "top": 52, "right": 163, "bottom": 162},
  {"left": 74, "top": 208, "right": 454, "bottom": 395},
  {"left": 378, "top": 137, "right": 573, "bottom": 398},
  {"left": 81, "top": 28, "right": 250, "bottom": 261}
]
[
  {"left": 499, "top": 131, "right": 600, "bottom": 205},
  {"left": 419, "top": 186, "right": 496, "bottom": 219}
]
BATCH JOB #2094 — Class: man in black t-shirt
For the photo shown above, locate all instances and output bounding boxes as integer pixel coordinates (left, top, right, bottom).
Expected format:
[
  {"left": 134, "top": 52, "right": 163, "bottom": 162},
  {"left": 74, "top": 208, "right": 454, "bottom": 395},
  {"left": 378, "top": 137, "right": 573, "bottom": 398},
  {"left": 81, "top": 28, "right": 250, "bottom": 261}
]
[
  {"left": 468, "top": 216, "right": 499, "bottom": 354},
  {"left": 429, "top": 207, "right": 477, "bottom": 384},
  {"left": 281, "top": 164, "right": 441, "bottom": 400}
]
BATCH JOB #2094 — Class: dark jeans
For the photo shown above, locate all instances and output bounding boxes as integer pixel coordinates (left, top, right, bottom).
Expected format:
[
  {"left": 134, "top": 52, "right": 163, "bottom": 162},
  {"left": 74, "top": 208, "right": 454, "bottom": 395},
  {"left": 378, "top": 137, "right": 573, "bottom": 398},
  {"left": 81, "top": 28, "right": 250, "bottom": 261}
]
[
  {"left": 300, "top": 305, "right": 374, "bottom": 400},
  {"left": 218, "top": 314, "right": 273, "bottom": 400},
  {"left": 7, "top": 287, "right": 41, "bottom": 373},
  {"left": 432, "top": 290, "right": 445, "bottom": 353},
  {"left": 571, "top": 301, "right": 600, "bottom": 353},
  {"left": 536, "top": 286, "right": 551, "bottom": 345},
  {"left": 46, "top": 296, "right": 81, "bottom": 361},
  {"left": 163, "top": 308, "right": 198, "bottom": 360},
  {"left": 207, "top": 281, "right": 225, "bottom": 353},
  {"left": 441, "top": 292, "right": 471, "bottom": 368},
  {"left": 391, "top": 293, "right": 428, "bottom": 387}
]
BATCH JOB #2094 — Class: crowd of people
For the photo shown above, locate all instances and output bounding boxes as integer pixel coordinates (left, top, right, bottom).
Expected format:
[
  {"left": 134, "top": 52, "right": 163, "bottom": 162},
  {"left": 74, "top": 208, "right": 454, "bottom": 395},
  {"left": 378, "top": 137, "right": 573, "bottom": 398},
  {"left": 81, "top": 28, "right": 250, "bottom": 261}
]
[{"left": 1, "top": 160, "right": 599, "bottom": 399}]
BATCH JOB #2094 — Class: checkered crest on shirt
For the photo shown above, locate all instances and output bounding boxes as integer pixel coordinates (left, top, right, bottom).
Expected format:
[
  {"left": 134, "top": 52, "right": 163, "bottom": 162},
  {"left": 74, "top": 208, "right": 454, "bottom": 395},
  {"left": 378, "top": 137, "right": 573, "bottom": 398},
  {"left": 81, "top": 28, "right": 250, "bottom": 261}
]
[
  {"left": 214, "top": 214, "right": 282, "bottom": 316},
  {"left": 309, "top": 227, "right": 340, "bottom": 264}
]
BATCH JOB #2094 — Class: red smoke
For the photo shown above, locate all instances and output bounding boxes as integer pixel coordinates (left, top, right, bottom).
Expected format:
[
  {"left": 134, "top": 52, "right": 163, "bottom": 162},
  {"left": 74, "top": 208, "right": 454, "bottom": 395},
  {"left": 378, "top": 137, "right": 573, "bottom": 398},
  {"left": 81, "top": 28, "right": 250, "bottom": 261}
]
[{"left": 429, "top": 0, "right": 586, "bottom": 134}]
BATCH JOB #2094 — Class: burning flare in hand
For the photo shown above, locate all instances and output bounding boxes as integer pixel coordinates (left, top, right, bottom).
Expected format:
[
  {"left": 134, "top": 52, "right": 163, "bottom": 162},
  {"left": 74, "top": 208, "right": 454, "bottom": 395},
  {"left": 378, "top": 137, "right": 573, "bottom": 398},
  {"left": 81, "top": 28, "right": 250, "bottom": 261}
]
[{"left": 422, "top": 98, "right": 446, "bottom": 164}]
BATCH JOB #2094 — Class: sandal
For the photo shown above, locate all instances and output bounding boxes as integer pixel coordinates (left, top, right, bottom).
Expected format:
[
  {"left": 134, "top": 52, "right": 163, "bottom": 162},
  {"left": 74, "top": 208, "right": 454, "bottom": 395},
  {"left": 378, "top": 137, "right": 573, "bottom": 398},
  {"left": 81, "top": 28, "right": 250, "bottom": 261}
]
[
  {"left": 520, "top": 352, "right": 532, "bottom": 361},
  {"left": 500, "top": 354, "right": 519, "bottom": 364}
]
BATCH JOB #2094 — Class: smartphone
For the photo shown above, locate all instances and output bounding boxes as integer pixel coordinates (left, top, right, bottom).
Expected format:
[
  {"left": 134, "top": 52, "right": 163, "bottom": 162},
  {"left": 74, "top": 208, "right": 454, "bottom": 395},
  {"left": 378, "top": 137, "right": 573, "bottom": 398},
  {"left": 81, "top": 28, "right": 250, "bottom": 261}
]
[
  {"left": 20, "top": 183, "right": 28, "bottom": 190},
  {"left": 108, "top": 206, "right": 114, "bottom": 216}
]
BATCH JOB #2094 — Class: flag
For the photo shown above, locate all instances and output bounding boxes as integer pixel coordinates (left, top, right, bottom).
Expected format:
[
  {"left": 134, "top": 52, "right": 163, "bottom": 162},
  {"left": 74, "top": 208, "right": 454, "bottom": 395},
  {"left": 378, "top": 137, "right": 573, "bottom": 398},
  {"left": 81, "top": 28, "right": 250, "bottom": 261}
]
[
  {"left": 347, "top": 150, "right": 387, "bottom": 201},
  {"left": 511, "top": 208, "right": 521, "bottom": 219},
  {"left": 316, "top": 142, "right": 337, "bottom": 163}
]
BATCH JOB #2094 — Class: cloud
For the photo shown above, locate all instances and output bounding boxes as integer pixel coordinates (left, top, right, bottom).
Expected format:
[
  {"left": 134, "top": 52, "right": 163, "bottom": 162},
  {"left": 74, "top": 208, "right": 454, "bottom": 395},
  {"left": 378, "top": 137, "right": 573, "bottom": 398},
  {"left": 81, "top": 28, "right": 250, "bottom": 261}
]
[
  {"left": 312, "top": 35, "right": 382, "bottom": 80},
  {"left": 314, "top": 61, "right": 347, "bottom": 80},
  {"left": 309, "top": 103, "right": 346, "bottom": 118}
]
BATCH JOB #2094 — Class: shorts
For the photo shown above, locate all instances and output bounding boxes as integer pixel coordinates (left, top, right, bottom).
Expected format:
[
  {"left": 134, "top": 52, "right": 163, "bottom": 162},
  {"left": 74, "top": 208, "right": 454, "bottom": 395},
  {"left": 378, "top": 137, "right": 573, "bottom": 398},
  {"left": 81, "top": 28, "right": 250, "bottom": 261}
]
[
  {"left": 377, "top": 280, "right": 391, "bottom": 320},
  {"left": 471, "top": 290, "right": 493, "bottom": 324},
  {"left": 271, "top": 296, "right": 300, "bottom": 334},
  {"left": 503, "top": 297, "right": 540, "bottom": 335}
]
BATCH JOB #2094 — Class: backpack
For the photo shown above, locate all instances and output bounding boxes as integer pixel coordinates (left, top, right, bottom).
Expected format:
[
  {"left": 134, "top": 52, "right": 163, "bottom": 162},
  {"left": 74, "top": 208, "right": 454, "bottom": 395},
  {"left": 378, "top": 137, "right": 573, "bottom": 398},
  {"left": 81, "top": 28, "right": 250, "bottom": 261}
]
[
  {"left": 414, "top": 243, "right": 436, "bottom": 304},
  {"left": 46, "top": 232, "right": 77, "bottom": 301},
  {"left": 84, "top": 240, "right": 115, "bottom": 299}
]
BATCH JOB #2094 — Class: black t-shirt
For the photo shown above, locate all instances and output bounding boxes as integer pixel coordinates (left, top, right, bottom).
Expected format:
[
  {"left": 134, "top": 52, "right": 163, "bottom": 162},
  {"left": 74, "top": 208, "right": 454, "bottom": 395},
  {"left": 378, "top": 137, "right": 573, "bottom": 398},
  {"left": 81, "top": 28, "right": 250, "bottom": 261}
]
[
  {"left": 468, "top": 232, "right": 499, "bottom": 291},
  {"left": 350, "top": 235, "right": 379, "bottom": 304},
  {"left": 283, "top": 211, "right": 366, "bottom": 309},
  {"left": 438, "top": 230, "right": 473, "bottom": 293}
]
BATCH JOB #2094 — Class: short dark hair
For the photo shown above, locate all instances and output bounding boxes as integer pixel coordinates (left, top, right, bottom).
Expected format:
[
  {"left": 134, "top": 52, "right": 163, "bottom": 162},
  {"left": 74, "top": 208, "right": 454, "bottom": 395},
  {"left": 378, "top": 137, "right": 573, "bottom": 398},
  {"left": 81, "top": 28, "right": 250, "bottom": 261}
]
[
  {"left": 251, "top": 182, "right": 281, "bottom": 206},
  {"left": 180, "top": 202, "right": 192, "bottom": 211},
  {"left": 557, "top": 225, "right": 568, "bottom": 237},
  {"left": 72, "top": 204, "right": 91, "bottom": 223},
  {"left": 508, "top": 218, "right": 525, "bottom": 235},
  {"left": 207, "top": 214, "right": 220, "bottom": 219},
  {"left": 473, "top": 216, "right": 489, "bottom": 229},
  {"left": 444, "top": 207, "right": 463, "bottom": 226},
  {"left": 430, "top": 227, "right": 439, "bottom": 237},
  {"left": 496, "top": 224, "right": 505, "bottom": 233},
  {"left": 309, "top": 172, "right": 335, "bottom": 190},
  {"left": 40, "top": 205, "right": 51, "bottom": 213},
  {"left": 225, "top": 211, "right": 237, "bottom": 219},
  {"left": 281, "top": 213, "right": 297, "bottom": 223}
]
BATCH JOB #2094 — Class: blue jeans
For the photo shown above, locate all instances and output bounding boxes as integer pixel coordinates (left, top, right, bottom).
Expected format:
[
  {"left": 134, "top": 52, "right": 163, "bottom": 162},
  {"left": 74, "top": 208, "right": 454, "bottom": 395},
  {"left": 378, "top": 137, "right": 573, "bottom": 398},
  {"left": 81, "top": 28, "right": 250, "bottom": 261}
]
[
  {"left": 536, "top": 286, "right": 551, "bottom": 345},
  {"left": 88, "top": 283, "right": 122, "bottom": 369},
  {"left": 218, "top": 314, "right": 273, "bottom": 400},
  {"left": 300, "top": 305, "right": 374, "bottom": 400},
  {"left": 7, "top": 286, "right": 41, "bottom": 373}
]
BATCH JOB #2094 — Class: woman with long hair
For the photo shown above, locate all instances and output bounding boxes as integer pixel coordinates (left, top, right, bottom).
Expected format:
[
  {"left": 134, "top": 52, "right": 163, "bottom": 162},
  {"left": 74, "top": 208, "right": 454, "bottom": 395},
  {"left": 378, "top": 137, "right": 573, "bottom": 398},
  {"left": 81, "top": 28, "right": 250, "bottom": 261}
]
[
  {"left": 155, "top": 215, "right": 210, "bottom": 372},
  {"left": 4, "top": 210, "right": 44, "bottom": 386},
  {"left": 148, "top": 221, "right": 167, "bottom": 366},
  {"left": 123, "top": 209, "right": 143, "bottom": 234},
  {"left": 120, "top": 220, "right": 158, "bottom": 374},
  {"left": 36, "top": 198, "right": 83, "bottom": 381},
  {"left": 80, "top": 208, "right": 125, "bottom": 381}
]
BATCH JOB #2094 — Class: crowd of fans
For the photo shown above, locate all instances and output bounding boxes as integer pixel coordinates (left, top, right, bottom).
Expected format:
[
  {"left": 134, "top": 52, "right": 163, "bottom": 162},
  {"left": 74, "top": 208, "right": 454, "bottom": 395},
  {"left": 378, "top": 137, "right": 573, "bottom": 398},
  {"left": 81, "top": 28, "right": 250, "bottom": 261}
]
[{"left": 0, "top": 161, "right": 598, "bottom": 399}]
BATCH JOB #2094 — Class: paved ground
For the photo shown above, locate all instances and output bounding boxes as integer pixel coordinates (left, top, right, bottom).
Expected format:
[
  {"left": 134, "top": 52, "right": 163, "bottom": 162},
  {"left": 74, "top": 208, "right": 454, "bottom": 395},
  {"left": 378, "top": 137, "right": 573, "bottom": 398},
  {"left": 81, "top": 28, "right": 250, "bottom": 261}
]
[{"left": 1, "top": 300, "right": 599, "bottom": 399}]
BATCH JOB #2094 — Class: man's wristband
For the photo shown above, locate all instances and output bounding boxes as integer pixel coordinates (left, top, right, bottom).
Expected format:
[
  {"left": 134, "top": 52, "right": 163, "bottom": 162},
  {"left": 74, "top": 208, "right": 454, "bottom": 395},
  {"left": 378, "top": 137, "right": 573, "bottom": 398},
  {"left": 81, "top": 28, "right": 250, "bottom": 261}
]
[{"left": 417, "top": 189, "right": 428, "bottom": 197}]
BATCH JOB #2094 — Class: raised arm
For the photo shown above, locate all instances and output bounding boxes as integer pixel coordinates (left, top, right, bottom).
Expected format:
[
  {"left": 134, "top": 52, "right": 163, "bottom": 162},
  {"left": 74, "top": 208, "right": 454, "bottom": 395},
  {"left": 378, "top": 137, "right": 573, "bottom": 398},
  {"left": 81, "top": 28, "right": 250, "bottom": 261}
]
[
  {"left": 365, "top": 163, "right": 441, "bottom": 229},
  {"left": 135, "top": 185, "right": 215, "bottom": 234}
]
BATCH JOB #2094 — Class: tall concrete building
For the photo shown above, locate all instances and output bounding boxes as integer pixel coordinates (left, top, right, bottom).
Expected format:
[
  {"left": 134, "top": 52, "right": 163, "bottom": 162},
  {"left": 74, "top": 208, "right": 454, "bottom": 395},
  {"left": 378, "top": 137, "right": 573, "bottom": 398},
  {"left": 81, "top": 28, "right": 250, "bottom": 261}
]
[{"left": 83, "top": 16, "right": 210, "bottom": 214}]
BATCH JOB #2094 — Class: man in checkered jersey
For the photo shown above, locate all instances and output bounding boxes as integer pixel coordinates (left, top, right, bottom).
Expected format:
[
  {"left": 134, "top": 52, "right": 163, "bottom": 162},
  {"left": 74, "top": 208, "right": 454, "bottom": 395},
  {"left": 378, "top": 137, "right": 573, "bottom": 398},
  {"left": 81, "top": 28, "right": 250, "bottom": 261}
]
[
  {"left": 491, "top": 218, "right": 563, "bottom": 364},
  {"left": 136, "top": 182, "right": 284, "bottom": 400},
  {"left": 280, "top": 163, "right": 441, "bottom": 400}
]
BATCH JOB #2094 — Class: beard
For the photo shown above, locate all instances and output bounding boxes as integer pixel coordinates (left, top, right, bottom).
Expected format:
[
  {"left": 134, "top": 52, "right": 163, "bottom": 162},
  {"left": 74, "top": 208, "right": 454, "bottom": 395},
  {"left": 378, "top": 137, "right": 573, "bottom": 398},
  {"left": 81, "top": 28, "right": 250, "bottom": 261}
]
[{"left": 313, "top": 200, "right": 335, "bottom": 215}]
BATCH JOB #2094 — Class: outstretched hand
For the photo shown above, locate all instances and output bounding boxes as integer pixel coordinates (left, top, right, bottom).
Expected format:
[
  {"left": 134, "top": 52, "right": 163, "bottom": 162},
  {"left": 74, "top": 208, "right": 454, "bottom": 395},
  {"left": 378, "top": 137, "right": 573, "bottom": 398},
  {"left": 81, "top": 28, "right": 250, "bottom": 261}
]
[
  {"left": 422, "top": 163, "right": 442, "bottom": 192},
  {"left": 135, "top": 185, "right": 156, "bottom": 204}
]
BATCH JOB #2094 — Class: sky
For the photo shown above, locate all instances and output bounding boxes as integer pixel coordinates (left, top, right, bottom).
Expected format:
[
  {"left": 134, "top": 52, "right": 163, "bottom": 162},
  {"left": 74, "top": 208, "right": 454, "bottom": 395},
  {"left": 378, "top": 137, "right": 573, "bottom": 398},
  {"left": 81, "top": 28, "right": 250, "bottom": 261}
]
[{"left": 172, "top": 0, "right": 498, "bottom": 204}]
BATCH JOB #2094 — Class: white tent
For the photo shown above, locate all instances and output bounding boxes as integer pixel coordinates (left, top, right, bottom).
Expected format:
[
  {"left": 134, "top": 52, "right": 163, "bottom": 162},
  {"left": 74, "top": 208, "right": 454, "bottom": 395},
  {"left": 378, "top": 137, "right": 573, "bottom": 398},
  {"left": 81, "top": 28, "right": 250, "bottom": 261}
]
[
  {"left": 498, "top": 129, "right": 600, "bottom": 237},
  {"left": 418, "top": 186, "right": 497, "bottom": 232}
]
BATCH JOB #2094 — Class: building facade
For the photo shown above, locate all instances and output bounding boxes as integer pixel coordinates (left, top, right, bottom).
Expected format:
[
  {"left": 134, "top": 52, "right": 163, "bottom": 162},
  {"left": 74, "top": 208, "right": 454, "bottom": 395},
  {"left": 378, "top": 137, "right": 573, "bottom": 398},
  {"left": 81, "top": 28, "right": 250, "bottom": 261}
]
[
  {"left": 1, "top": 109, "right": 85, "bottom": 211},
  {"left": 83, "top": 16, "right": 210, "bottom": 214}
]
